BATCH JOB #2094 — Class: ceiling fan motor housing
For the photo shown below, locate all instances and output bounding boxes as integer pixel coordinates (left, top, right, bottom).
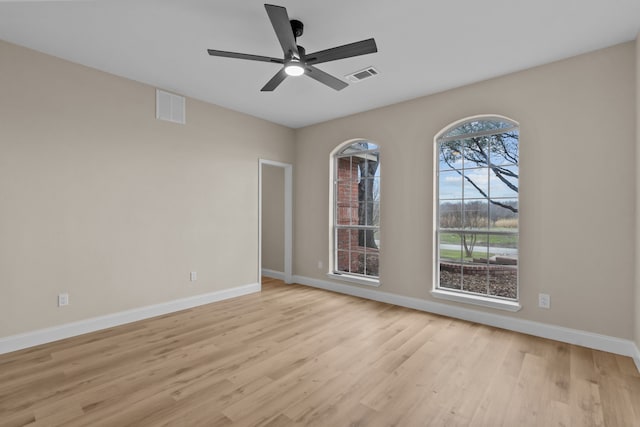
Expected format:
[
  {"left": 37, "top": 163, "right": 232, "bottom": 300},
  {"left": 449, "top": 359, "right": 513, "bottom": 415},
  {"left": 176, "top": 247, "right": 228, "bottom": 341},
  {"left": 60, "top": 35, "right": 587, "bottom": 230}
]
[{"left": 290, "top": 19, "right": 304, "bottom": 39}]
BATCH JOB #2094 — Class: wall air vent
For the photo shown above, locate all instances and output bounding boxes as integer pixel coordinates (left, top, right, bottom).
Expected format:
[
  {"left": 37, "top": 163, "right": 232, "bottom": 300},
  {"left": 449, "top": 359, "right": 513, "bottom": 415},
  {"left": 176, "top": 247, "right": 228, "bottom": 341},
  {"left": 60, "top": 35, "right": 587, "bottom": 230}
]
[
  {"left": 156, "top": 89, "right": 186, "bottom": 124},
  {"left": 345, "top": 66, "right": 379, "bottom": 83}
]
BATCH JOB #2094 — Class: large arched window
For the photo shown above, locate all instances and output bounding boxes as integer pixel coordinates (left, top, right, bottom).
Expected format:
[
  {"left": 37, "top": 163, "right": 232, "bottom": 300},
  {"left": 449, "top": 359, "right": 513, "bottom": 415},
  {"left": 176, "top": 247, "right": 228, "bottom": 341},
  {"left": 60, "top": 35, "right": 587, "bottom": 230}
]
[
  {"left": 331, "top": 140, "right": 380, "bottom": 284},
  {"left": 434, "top": 116, "right": 519, "bottom": 309}
]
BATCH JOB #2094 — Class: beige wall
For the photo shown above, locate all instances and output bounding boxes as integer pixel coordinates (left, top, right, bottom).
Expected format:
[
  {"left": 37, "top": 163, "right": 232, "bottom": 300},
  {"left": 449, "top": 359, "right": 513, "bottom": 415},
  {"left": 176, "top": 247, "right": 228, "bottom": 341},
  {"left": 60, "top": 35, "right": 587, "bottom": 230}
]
[
  {"left": 636, "top": 33, "right": 640, "bottom": 349},
  {"left": 295, "top": 42, "right": 636, "bottom": 339},
  {"left": 0, "top": 40, "right": 294, "bottom": 337},
  {"left": 2, "top": 37, "right": 637, "bottom": 344},
  {"left": 262, "top": 165, "right": 285, "bottom": 272}
]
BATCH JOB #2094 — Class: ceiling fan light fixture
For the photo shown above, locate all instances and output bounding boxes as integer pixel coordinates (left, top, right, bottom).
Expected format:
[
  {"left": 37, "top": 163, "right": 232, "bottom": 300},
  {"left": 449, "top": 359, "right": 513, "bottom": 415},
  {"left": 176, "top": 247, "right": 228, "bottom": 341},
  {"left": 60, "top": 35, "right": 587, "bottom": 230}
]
[{"left": 284, "top": 59, "right": 305, "bottom": 76}]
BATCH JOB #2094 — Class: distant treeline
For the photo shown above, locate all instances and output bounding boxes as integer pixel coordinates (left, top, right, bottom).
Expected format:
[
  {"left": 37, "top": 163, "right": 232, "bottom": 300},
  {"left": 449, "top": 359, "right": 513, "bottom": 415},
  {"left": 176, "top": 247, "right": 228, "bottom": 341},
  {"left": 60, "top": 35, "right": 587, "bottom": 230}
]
[{"left": 440, "top": 200, "right": 518, "bottom": 227}]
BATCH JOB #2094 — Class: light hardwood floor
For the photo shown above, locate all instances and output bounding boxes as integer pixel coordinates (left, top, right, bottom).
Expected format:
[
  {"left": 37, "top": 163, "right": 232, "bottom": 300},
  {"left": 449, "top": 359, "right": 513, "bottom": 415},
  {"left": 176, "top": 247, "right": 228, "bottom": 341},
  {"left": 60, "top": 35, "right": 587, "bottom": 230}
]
[{"left": 1, "top": 277, "right": 639, "bottom": 426}]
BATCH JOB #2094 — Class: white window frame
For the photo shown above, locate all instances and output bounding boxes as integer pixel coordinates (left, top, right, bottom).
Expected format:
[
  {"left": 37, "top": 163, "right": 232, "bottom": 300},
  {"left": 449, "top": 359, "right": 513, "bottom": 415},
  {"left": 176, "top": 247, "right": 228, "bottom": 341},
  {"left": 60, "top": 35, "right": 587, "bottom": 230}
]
[
  {"left": 328, "top": 140, "right": 381, "bottom": 287},
  {"left": 432, "top": 115, "right": 521, "bottom": 312}
]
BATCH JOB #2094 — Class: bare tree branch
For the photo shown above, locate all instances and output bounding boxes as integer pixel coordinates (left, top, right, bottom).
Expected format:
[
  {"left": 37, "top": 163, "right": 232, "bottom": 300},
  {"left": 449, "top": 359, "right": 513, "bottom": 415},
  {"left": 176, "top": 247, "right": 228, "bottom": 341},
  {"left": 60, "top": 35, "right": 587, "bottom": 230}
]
[
  {"left": 439, "top": 128, "right": 519, "bottom": 214},
  {"left": 441, "top": 153, "right": 518, "bottom": 213}
]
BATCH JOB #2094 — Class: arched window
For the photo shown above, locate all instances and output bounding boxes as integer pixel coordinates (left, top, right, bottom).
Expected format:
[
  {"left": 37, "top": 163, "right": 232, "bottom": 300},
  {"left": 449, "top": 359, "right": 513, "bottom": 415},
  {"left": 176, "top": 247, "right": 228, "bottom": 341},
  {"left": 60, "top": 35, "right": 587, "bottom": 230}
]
[
  {"left": 434, "top": 116, "right": 519, "bottom": 308},
  {"left": 331, "top": 140, "right": 380, "bottom": 284}
]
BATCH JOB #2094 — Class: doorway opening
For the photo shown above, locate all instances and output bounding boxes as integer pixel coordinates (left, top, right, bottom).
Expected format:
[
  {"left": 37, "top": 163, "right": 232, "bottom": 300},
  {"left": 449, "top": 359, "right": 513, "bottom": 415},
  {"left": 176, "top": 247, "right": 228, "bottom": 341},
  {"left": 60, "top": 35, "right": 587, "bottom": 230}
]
[{"left": 259, "top": 159, "right": 293, "bottom": 284}]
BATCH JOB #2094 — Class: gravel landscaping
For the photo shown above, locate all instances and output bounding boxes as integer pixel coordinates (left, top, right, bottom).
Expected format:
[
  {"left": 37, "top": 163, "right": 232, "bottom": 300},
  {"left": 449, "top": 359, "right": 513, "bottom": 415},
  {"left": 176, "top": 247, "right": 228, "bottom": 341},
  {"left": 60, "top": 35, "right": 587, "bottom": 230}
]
[{"left": 440, "top": 269, "right": 517, "bottom": 299}]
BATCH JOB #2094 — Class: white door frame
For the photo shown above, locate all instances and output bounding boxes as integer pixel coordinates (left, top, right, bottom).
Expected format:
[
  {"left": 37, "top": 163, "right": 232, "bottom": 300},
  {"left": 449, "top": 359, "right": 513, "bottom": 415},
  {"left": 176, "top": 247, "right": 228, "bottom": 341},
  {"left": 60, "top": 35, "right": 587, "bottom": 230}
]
[{"left": 258, "top": 159, "right": 293, "bottom": 284}]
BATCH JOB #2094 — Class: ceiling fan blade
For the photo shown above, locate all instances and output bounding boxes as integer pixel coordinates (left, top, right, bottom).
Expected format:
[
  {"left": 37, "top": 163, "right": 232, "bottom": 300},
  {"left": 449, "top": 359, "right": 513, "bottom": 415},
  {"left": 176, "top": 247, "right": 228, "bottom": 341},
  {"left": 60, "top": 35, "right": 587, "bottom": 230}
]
[
  {"left": 264, "top": 4, "right": 299, "bottom": 58},
  {"left": 305, "top": 38, "right": 378, "bottom": 65},
  {"left": 207, "top": 49, "right": 284, "bottom": 64},
  {"left": 261, "top": 68, "right": 288, "bottom": 92},
  {"left": 304, "top": 65, "right": 348, "bottom": 91}
]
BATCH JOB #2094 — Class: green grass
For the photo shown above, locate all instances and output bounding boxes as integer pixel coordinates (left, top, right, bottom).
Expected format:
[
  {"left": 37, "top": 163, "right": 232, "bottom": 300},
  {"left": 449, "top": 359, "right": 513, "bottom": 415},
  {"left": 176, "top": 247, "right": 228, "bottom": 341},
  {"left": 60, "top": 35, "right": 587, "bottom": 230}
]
[
  {"left": 439, "top": 249, "right": 498, "bottom": 261},
  {"left": 439, "top": 231, "right": 517, "bottom": 248}
]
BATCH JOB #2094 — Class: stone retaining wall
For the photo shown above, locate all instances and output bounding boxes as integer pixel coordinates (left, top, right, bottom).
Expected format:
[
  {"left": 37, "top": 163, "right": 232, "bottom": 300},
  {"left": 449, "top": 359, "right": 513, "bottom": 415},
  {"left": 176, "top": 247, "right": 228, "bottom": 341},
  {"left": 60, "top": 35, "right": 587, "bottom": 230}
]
[{"left": 440, "top": 262, "right": 516, "bottom": 276}]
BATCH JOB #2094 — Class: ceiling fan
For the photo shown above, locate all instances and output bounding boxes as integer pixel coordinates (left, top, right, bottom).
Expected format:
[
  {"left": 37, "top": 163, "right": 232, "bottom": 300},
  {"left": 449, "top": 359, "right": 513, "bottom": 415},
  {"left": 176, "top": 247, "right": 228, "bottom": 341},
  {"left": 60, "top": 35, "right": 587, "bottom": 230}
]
[{"left": 207, "top": 4, "right": 378, "bottom": 92}]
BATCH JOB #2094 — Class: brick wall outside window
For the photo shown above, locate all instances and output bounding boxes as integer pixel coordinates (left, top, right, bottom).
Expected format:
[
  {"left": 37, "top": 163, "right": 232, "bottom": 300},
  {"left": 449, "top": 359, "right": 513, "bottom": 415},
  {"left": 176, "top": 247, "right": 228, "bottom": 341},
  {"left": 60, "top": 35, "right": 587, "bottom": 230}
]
[{"left": 336, "top": 156, "right": 379, "bottom": 276}]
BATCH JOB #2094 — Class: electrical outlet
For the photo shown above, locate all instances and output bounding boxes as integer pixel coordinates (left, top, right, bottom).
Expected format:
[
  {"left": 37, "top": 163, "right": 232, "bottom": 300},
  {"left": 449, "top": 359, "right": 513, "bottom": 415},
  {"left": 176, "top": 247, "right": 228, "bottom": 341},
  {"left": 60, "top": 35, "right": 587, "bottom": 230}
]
[
  {"left": 58, "top": 293, "right": 69, "bottom": 307},
  {"left": 538, "top": 293, "right": 550, "bottom": 309},
  {"left": 190, "top": 271, "right": 197, "bottom": 281}
]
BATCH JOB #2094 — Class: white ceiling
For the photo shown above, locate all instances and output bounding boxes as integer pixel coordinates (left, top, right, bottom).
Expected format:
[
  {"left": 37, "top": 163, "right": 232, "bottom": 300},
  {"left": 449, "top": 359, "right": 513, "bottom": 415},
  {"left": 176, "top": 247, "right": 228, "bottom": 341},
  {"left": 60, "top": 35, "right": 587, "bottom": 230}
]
[{"left": 1, "top": 0, "right": 639, "bottom": 128}]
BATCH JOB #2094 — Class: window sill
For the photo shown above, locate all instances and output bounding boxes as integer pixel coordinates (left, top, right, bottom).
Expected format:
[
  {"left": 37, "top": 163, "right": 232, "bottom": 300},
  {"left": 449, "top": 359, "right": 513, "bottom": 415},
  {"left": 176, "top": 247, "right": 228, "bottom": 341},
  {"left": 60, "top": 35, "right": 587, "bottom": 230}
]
[
  {"left": 431, "top": 289, "right": 521, "bottom": 312},
  {"left": 327, "top": 272, "right": 381, "bottom": 287}
]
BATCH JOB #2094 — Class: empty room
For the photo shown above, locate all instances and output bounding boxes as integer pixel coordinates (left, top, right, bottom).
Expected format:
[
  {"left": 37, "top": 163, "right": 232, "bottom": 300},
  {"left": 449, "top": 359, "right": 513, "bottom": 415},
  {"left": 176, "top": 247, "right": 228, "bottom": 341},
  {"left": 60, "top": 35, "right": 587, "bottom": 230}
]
[{"left": 1, "top": 1, "right": 639, "bottom": 426}]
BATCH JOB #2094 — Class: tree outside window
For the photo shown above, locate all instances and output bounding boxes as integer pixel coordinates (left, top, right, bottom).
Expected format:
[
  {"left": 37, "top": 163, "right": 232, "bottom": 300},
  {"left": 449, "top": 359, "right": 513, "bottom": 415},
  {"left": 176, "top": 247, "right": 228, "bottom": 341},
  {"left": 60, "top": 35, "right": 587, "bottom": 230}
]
[{"left": 436, "top": 118, "right": 519, "bottom": 300}]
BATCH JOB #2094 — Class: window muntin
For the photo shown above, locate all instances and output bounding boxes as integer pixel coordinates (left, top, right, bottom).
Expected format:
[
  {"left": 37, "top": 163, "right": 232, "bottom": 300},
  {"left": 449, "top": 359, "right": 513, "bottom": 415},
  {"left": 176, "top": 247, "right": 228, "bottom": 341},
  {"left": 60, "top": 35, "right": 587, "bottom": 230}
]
[
  {"left": 436, "top": 117, "right": 519, "bottom": 300},
  {"left": 334, "top": 141, "right": 380, "bottom": 280}
]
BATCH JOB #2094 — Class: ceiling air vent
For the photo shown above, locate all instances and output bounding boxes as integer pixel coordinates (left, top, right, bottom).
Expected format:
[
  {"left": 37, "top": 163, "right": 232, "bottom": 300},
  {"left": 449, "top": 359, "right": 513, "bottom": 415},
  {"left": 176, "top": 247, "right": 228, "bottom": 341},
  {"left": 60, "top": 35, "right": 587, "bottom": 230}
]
[{"left": 345, "top": 66, "right": 379, "bottom": 83}]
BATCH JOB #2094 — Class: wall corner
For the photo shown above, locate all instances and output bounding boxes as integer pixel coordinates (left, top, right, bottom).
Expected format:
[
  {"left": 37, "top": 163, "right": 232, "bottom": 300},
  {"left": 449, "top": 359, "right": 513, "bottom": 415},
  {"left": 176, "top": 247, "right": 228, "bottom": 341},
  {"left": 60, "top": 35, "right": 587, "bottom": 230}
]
[{"left": 635, "top": 32, "right": 640, "bottom": 361}]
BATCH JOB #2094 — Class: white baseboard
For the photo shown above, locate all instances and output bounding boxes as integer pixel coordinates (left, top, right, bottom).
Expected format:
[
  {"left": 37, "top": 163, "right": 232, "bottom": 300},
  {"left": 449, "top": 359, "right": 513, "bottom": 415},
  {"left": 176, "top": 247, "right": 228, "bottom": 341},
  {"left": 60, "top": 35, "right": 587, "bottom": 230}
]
[
  {"left": 0, "top": 282, "right": 260, "bottom": 355},
  {"left": 293, "top": 275, "right": 639, "bottom": 365},
  {"left": 261, "top": 269, "right": 285, "bottom": 280},
  {"left": 633, "top": 343, "right": 640, "bottom": 373}
]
